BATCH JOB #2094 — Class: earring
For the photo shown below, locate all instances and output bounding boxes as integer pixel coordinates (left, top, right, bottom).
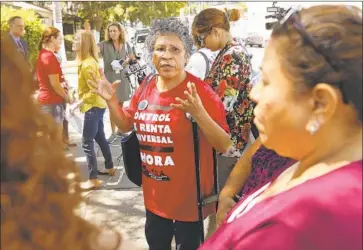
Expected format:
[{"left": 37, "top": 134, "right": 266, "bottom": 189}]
[{"left": 306, "top": 119, "right": 320, "bottom": 135}]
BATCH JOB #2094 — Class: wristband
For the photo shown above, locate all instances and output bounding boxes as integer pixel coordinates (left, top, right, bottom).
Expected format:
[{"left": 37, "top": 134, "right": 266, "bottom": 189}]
[{"left": 118, "top": 59, "right": 125, "bottom": 66}]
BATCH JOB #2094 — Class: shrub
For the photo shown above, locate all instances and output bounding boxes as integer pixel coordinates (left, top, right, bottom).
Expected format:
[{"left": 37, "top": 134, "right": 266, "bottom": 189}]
[
  {"left": 1, "top": 5, "right": 45, "bottom": 67},
  {"left": 64, "top": 34, "right": 73, "bottom": 52},
  {"left": 64, "top": 34, "right": 76, "bottom": 61}
]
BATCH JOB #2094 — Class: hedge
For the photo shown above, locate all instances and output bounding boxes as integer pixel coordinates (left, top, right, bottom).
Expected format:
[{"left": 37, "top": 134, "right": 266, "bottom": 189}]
[
  {"left": 64, "top": 34, "right": 76, "bottom": 60},
  {"left": 1, "top": 6, "right": 45, "bottom": 67}
]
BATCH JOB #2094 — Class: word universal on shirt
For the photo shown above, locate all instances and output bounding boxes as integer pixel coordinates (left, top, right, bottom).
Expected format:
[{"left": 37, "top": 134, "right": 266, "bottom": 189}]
[{"left": 134, "top": 112, "right": 173, "bottom": 144}]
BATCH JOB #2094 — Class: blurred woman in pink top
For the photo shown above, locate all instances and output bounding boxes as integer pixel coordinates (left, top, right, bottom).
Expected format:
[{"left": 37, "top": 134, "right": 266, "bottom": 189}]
[{"left": 200, "top": 5, "right": 362, "bottom": 250}]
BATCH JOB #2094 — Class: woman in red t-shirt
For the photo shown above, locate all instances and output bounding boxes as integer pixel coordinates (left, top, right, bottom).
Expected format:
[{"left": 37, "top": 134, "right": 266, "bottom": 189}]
[
  {"left": 36, "top": 27, "right": 70, "bottom": 125},
  {"left": 89, "top": 18, "right": 231, "bottom": 250},
  {"left": 199, "top": 5, "right": 362, "bottom": 250}
]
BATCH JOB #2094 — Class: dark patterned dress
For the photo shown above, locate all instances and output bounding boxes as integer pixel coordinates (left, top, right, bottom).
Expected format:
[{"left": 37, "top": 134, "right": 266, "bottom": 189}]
[
  {"left": 204, "top": 39, "right": 255, "bottom": 157},
  {"left": 239, "top": 145, "right": 296, "bottom": 198}
]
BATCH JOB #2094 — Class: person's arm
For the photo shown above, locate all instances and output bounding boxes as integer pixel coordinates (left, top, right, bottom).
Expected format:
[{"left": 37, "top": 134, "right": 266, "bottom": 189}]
[
  {"left": 193, "top": 107, "right": 231, "bottom": 153},
  {"left": 86, "top": 70, "right": 137, "bottom": 132},
  {"left": 107, "top": 97, "right": 134, "bottom": 132},
  {"left": 48, "top": 74, "right": 69, "bottom": 102},
  {"left": 219, "top": 138, "right": 261, "bottom": 199},
  {"left": 216, "top": 138, "right": 261, "bottom": 226},
  {"left": 43, "top": 53, "right": 69, "bottom": 102},
  {"left": 171, "top": 81, "right": 231, "bottom": 153}
]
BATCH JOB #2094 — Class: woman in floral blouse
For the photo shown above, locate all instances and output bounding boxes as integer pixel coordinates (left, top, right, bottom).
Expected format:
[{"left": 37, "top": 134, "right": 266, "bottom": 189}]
[{"left": 192, "top": 8, "right": 255, "bottom": 190}]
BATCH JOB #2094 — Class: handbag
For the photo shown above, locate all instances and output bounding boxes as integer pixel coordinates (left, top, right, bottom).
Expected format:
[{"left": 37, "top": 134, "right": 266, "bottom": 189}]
[{"left": 121, "top": 73, "right": 154, "bottom": 187}]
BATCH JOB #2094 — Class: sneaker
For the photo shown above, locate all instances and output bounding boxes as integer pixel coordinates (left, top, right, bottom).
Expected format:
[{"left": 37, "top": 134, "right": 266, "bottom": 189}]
[
  {"left": 116, "top": 132, "right": 125, "bottom": 138},
  {"left": 80, "top": 179, "right": 103, "bottom": 190},
  {"left": 107, "top": 133, "right": 118, "bottom": 144}
]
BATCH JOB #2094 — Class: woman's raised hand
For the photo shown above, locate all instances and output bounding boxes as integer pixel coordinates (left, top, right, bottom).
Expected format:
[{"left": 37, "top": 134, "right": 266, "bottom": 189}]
[
  {"left": 170, "top": 81, "right": 206, "bottom": 119},
  {"left": 87, "top": 71, "right": 120, "bottom": 101}
]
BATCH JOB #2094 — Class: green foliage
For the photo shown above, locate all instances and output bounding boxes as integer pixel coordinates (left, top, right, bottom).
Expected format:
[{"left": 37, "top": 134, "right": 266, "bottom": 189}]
[
  {"left": 63, "top": 34, "right": 76, "bottom": 61},
  {"left": 122, "top": 2, "right": 187, "bottom": 26},
  {"left": 64, "top": 34, "right": 73, "bottom": 52},
  {"left": 1, "top": 5, "right": 45, "bottom": 67},
  {"left": 68, "top": 2, "right": 187, "bottom": 29}
]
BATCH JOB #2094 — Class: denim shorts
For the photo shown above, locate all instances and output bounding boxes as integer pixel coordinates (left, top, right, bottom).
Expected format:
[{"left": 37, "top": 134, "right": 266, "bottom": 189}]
[{"left": 39, "top": 103, "right": 64, "bottom": 124}]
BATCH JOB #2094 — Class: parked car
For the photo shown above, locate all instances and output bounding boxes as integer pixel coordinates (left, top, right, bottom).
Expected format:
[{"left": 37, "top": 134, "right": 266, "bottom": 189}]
[
  {"left": 133, "top": 32, "right": 149, "bottom": 59},
  {"left": 245, "top": 32, "right": 264, "bottom": 47},
  {"left": 134, "top": 28, "right": 150, "bottom": 37}
]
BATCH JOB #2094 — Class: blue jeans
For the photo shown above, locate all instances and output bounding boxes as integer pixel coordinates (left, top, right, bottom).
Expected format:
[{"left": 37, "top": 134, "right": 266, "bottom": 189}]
[
  {"left": 39, "top": 103, "right": 64, "bottom": 125},
  {"left": 82, "top": 107, "right": 113, "bottom": 179}
]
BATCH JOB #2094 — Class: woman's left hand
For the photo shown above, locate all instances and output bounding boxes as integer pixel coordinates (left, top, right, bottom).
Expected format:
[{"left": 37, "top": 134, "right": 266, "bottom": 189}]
[{"left": 170, "top": 81, "right": 206, "bottom": 119}]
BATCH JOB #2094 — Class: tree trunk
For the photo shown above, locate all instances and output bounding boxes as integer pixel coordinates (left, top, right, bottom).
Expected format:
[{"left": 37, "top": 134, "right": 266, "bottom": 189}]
[{"left": 53, "top": 1, "right": 67, "bottom": 62}]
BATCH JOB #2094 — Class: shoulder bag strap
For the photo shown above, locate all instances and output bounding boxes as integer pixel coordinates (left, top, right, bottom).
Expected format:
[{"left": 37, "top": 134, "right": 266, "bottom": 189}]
[
  {"left": 198, "top": 51, "right": 210, "bottom": 77},
  {"left": 137, "top": 73, "right": 154, "bottom": 103}
]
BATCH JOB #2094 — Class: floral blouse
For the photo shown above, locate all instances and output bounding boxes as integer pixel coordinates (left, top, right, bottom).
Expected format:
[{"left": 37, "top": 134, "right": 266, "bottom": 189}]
[{"left": 204, "top": 39, "right": 255, "bottom": 158}]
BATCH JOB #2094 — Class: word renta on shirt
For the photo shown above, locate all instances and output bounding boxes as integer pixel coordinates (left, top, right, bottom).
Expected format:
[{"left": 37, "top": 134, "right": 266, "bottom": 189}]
[
  {"left": 123, "top": 72, "right": 229, "bottom": 222},
  {"left": 36, "top": 49, "right": 64, "bottom": 104}
]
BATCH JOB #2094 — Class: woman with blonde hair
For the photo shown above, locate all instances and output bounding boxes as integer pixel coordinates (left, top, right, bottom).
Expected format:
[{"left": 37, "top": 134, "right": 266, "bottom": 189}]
[
  {"left": 98, "top": 22, "right": 135, "bottom": 143},
  {"left": 71, "top": 30, "right": 115, "bottom": 189}
]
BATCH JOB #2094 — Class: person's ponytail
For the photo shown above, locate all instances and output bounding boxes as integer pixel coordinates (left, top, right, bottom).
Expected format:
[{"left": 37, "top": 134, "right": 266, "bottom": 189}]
[
  {"left": 38, "top": 27, "right": 60, "bottom": 51},
  {"left": 226, "top": 8, "right": 241, "bottom": 22}
]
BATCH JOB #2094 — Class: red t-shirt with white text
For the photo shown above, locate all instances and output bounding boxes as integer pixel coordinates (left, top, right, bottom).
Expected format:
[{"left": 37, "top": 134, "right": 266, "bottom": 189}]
[
  {"left": 123, "top": 72, "right": 229, "bottom": 222},
  {"left": 36, "top": 49, "right": 64, "bottom": 104}
]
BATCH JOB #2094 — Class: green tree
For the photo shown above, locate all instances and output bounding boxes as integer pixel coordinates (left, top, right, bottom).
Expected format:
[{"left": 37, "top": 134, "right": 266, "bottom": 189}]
[
  {"left": 69, "top": 1, "right": 187, "bottom": 29},
  {"left": 72, "top": 2, "right": 119, "bottom": 30},
  {"left": 124, "top": 2, "right": 187, "bottom": 26},
  {"left": 1, "top": 5, "right": 45, "bottom": 67}
]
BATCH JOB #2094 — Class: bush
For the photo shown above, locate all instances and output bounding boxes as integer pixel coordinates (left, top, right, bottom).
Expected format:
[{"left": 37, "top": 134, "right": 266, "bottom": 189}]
[
  {"left": 64, "top": 34, "right": 73, "bottom": 52},
  {"left": 64, "top": 34, "right": 76, "bottom": 61},
  {"left": 1, "top": 6, "right": 45, "bottom": 68}
]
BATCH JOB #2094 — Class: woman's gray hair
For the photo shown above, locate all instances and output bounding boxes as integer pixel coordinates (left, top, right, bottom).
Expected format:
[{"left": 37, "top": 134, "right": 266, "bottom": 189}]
[{"left": 143, "top": 18, "right": 194, "bottom": 68}]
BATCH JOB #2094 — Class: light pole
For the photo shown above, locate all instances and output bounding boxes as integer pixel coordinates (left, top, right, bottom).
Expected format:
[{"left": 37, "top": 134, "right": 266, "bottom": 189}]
[{"left": 52, "top": 1, "right": 67, "bottom": 62}]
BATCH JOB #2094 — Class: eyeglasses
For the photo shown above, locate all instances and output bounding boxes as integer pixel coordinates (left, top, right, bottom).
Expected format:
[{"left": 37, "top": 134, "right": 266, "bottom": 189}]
[
  {"left": 153, "top": 46, "right": 183, "bottom": 56},
  {"left": 196, "top": 28, "right": 212, "bottom": 48},
  {"left": 278, "top": 6, "right": 347, "bottom": 103}
]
